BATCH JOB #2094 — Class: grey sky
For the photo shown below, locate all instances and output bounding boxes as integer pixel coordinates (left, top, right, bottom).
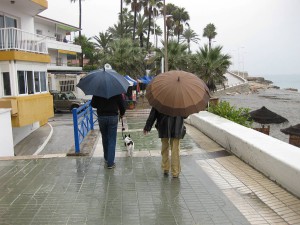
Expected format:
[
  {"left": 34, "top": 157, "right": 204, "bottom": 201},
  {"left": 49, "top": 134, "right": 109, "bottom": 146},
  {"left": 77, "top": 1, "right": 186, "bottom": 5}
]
[{"left": 41, "top": 0, "right": 300, "bottom": 76}]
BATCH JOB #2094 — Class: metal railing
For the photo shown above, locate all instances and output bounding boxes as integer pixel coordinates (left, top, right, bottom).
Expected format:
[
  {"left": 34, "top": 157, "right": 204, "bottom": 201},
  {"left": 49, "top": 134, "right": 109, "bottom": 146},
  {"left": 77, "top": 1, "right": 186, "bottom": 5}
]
[
  {"left": 0, "top": 27, "right": 48, "bottom": 54},
  {"left": 72, "top": 100, "right": 98, "bottom": 153}
]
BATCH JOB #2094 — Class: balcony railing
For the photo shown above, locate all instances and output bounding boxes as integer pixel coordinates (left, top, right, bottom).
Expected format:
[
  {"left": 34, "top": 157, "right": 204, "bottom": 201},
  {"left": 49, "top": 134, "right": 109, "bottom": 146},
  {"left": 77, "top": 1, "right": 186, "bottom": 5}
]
[{"left": 0, "top": 27, "right": 48, "bottom": 54}]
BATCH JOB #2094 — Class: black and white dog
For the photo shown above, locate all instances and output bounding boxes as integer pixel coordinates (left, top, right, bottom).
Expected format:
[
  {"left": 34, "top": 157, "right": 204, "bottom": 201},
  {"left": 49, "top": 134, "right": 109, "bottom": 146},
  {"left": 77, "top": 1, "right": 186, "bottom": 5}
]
[{"left": 124, "top": 134, "right": 134, "bottom": 157}]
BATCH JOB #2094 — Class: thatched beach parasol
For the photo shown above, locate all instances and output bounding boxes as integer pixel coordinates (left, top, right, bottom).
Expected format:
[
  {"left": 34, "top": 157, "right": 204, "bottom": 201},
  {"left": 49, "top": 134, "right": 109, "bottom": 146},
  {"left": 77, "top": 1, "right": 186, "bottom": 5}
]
[
  {"left": 250, "top": 106, "right": 288, "bottom": 124},
  {"left": 281, "top": 124, "right": 300, "bottom": 136},
  {"left": 281, "top": 124, "right": 300, "bottom": 147}
]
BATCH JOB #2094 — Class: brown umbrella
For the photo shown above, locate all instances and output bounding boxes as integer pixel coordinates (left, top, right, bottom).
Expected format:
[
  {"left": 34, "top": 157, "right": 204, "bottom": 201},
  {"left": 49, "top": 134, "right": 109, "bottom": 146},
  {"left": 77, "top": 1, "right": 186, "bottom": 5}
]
[
  {"left": 145, "top": 70, "right": 210, "bottom": 117},
  {"left": 249, "top": 106, "right": 288, "bottom": 124}
]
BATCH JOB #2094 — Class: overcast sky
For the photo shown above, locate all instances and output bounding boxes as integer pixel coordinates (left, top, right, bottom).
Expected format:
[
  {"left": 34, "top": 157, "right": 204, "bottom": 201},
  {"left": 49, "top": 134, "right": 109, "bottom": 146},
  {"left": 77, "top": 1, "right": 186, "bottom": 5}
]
[{"left": 41, "top": 0, "right": 300, "bottom": 76}]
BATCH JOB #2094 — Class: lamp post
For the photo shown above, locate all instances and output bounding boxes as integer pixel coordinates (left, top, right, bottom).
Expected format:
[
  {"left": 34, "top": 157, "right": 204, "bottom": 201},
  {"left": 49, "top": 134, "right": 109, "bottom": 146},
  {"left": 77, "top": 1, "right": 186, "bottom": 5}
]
[
  {"left": 238, "top": 46, "right": 245, "bottom": 77},
  {"left": 163, "top": 0, "right": 168, "bottom": 72}
]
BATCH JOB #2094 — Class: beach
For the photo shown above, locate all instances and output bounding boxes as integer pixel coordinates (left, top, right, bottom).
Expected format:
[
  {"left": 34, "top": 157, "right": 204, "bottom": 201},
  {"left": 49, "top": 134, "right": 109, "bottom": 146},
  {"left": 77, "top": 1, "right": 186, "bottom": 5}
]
[{"left": 219, "top": 83, "right": 300, "bottom": 144}]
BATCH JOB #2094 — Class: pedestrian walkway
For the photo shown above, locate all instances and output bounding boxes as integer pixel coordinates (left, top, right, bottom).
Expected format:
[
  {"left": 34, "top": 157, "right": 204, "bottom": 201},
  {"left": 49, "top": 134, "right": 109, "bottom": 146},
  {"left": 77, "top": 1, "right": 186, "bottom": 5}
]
[{"left": 1, "top": 109, "right": 300, "bottom": 225}]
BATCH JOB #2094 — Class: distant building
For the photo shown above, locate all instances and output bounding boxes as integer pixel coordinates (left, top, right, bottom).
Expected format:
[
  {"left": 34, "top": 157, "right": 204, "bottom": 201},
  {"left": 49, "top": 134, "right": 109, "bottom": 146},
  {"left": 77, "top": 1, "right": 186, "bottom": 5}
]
[{"left": 0, "top": 0, "right": 82, "bottom": 156}]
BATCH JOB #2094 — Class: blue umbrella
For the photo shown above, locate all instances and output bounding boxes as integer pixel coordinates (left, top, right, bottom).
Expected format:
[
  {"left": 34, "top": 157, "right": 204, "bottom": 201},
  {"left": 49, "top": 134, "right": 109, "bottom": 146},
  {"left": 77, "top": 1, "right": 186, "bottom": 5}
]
[{"left": 77, "top": 68, "right": 130, "bottom": 99}]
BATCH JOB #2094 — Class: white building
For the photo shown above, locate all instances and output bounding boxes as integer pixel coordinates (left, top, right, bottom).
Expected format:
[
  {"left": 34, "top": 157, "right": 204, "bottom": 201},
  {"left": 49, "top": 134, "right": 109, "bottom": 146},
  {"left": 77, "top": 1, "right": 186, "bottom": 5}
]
[{"left": 0, "top": 0, "right": 82, "bottom": 156}]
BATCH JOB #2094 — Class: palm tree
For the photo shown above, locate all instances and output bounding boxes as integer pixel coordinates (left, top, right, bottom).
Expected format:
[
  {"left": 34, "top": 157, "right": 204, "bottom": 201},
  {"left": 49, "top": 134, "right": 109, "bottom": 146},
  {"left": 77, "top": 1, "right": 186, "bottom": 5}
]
[
  {"left": 164, "top": 3, "right": 176, "bottom": 42},
  {"left": 203, "top": 23, "right": 217, "bottom": 51},
  {"left": 173, "top": 7, "right": 190, "bottom": 43},
  {"left": 135, "top": 14, "right": 149, "bottom": 47},
  {"left": 142, "top": 0, "right": 163, "bottom": 50},
  {"left": 191, "top": 44, "right": 231, "bottom": 92},
  {"left": 93, "top": 32, "right": 112, "bottom": 54},
  {"left": 110, "top": 8, "right": 134, "bottom": 39},
  {"left": 70, "top": 0, "right": 83, "bottom": 67},
  {"left": 105, "top": 38, "right": 146, "bottom": 77},
  {"left": 150, "top": 39, "right": 188, "bottom": 72},
  {"left": 74, "top": 35, "right": 96, "bottom": 65},
  {"left": 181, "top": 27, "right": 200, "bottom": 53},
  {"left": 166, "top": 39, "right": 189, "bottom": 70},
  {"left": 124, "top": 0, "right": 143, "bottom": 41}
]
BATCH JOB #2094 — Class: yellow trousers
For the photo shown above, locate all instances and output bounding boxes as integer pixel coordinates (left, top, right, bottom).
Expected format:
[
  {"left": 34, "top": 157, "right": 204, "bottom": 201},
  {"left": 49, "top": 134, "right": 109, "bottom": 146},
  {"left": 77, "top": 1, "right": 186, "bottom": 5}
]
[{"left": 161, "top": 138, "right": 181, "bottom": 176}]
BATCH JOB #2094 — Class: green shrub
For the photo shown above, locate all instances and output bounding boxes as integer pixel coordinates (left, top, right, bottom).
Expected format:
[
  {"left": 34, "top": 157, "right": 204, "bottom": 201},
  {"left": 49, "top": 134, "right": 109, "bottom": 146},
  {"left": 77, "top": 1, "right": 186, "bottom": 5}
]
[
  {"left": 83, "top": 65, "right": 98, "bottom": 72},
  {"left": 208, "top": 101, "right": 253, "bottom": 127}
]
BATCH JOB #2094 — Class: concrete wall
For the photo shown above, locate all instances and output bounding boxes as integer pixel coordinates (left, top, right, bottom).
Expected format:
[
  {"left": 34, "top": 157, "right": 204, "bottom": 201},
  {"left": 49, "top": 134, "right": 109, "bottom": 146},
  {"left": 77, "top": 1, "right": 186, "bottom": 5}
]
[
  {"left": 213, "top": 83, "right": 250, "bottom": 97},
  {"left": 0, "top": 109, "right": 14, "bottom": 156},
  {"left": 187, "top": 111, "right": 300, "bottom": 198}
]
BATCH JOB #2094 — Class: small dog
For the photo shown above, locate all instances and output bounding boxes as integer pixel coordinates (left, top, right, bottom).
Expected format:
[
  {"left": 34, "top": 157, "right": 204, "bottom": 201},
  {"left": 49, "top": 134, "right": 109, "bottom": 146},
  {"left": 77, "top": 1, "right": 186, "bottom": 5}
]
[{"left": 124, "top": 134, "right": 134, "bottom": 156}]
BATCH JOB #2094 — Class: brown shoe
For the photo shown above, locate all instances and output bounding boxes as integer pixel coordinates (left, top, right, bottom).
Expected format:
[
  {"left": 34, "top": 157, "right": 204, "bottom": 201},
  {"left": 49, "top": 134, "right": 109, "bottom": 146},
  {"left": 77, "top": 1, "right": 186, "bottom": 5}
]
[{"left": 172, "top": 174, "right": 179, "bottom": 178}]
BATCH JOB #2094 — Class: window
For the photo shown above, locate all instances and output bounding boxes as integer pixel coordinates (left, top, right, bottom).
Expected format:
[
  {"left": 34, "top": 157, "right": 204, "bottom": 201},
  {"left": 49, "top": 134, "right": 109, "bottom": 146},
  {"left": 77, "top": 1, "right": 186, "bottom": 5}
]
[
  {"left": 2, "top": 72, "right": 11, "bottom": 96},
  {"left": 59, "top": 80, "right": 75, "bottom": 92},
  {"left": 18, "top": 71, "right": 26, "bottom": 94},
  {"left": 34, "top": 72, "right": 40, "bottom": 92},
  {"left": 17, "top": 71, "right": 47, "bottom": 95},
  {"left": 27, "top": 71, "right": 34, "bottom": 94},
  {"left": 40, "top": 72, "right": 47, "bottom": 92},
  {"left": 0, "top": 15, "right": 4, "bottom": 28}
]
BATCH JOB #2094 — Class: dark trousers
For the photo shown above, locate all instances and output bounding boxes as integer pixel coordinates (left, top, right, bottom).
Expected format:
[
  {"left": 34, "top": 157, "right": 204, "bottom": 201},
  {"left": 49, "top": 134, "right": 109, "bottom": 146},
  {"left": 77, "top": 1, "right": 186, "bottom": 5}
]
[{"left": 98, "top": 115, "right": 118, "bottom": 167}]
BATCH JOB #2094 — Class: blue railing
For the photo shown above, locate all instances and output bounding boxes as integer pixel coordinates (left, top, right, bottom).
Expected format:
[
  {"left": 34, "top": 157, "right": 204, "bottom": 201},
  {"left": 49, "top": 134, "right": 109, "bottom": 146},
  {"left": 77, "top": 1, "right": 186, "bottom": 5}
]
[{"left": 72, "top": 100, "right": 98, "bottom": 153}]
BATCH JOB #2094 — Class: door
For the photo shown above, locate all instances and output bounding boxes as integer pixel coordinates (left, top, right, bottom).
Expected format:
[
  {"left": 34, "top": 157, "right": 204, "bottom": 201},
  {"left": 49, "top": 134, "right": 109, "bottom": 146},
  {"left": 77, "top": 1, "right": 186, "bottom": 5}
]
[{"left": 0, "top": 15, "right": 17, "bottom": 49}]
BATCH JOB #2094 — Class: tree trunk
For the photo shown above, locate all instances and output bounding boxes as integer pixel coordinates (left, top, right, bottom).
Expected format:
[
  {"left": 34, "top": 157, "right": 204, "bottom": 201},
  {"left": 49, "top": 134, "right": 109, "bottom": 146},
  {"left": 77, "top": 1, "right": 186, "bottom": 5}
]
[
  {"left": 132, "top": 1, "right": 137, "bottom": 41},
  {"left": 120, "top": 0, "right": 123, "bottom": 37},
  {"left": 146, "top": 6, "right": 152, "bottom": 50}
]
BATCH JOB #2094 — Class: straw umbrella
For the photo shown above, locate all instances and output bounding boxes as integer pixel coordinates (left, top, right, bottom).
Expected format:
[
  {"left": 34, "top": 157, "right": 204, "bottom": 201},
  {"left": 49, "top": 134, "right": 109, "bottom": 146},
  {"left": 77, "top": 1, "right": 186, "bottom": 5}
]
[
  {"left": 250, "top": 106, "right": 288, "bottom": 135},
  {"left": 281, "top": 124, "right": 300, "bottom": 147}
]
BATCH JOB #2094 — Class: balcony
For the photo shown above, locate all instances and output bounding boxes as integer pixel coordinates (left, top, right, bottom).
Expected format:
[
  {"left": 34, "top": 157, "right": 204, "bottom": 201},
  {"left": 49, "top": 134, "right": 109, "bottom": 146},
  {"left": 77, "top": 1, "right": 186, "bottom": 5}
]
[{"left": 0, "top": 27, "right": 48, "bottom": 54}]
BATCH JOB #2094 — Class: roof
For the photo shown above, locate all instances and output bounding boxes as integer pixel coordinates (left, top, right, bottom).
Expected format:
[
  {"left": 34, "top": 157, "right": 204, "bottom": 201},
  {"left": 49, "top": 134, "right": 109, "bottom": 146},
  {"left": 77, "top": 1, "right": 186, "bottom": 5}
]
[{"left": 35, "top": 15, "right": 81, "bottom": 32}]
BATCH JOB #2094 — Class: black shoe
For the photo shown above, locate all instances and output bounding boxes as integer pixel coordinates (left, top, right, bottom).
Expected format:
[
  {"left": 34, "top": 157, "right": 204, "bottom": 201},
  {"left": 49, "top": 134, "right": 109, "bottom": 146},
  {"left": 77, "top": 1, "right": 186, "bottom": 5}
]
[
  {"left": 163, "top": 170, "right": 169, "bottom": 176},
  {"left": 107, "top": 163, "right": 116, "bottom": 169}
]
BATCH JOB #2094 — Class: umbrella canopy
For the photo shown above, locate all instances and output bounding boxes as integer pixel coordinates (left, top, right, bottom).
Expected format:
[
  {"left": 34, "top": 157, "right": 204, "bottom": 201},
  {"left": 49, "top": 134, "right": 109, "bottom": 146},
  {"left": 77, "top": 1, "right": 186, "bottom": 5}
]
[
  {"left": 281, "top": 124, "right": 300, "bottom": 136},
  {"left": 249, "top": 106, "right": 288, "bottom": 124},
  {"left": 146, "top": 70, "right": 210, "bottom": 117},
  {"left": 77, "top": 68, "right": 130, "bottom": 99}
]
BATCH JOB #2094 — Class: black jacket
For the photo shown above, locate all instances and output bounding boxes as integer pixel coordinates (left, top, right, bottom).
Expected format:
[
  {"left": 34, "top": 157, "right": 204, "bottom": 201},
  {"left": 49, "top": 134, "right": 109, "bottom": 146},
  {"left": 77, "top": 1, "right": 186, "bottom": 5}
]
[
  {"left": 144, "top": 108, "right": 186, "bottom": 139},
  {"left": 91, "top": 95, "right": 125, "bottom": 116}
]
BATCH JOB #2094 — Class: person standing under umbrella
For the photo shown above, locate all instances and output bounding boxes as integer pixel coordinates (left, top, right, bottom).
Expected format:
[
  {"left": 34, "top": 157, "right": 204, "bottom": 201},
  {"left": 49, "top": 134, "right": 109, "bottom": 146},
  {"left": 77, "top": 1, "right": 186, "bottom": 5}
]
[
  {"left": 92, "top": 95, "right": 126, "bottom": 169},
  {"left": 143, "top": 107, "right": 186, "bottom": 178},
  {"left": 77, "top": 65, "right": 129, "bottom": 168}
]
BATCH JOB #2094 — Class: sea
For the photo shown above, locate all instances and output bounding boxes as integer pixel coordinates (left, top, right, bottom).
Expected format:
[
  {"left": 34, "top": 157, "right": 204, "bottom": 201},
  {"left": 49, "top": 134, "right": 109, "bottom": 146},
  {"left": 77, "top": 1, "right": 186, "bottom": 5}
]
[{"left": 262, "top": 74, "right": 300, "bottom": 92}]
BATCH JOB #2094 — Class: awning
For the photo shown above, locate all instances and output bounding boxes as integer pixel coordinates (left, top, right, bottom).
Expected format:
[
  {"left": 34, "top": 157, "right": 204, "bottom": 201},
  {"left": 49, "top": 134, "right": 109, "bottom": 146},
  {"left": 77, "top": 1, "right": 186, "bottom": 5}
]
[
  {"left": 138, "top": 75, "right": 153, "bottom": 84},
  {"left": 125, "top": 75, "right": 137, "bottom": 86},
  {"left": 58, "top": 49, "right": 77, "bottom": 55}
]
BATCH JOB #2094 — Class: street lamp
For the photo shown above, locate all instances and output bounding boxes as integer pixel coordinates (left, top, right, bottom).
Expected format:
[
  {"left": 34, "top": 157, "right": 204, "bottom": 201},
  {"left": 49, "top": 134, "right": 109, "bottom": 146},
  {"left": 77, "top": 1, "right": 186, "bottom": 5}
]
[{"left": 237, "top": 46, "right": 244, "bottom": 77}]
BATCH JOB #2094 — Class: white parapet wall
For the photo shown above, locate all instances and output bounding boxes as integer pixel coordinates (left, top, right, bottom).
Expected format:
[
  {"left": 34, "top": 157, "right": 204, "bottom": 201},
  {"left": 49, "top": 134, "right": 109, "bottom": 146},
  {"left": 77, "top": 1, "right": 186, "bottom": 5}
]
[
  {"left": 0, "top": 109, "right": 14, "bottom": 156},
  {"left": 187, "top": 111, "right": 300, "bottom": 198}
]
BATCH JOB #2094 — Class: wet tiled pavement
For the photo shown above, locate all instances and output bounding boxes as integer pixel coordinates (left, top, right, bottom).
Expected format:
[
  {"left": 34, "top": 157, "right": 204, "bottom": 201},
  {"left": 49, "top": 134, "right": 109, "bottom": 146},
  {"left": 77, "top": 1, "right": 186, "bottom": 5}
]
[{"left": 1, "top": 109, "right": 300, "bottom": 225}]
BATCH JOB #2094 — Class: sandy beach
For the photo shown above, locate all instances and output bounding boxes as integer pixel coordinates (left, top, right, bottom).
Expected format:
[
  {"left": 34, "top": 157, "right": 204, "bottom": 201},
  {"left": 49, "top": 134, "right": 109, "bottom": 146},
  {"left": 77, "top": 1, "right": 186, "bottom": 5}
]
[{"left": 219, "top": 82, "right": 300, "bottom": 144}]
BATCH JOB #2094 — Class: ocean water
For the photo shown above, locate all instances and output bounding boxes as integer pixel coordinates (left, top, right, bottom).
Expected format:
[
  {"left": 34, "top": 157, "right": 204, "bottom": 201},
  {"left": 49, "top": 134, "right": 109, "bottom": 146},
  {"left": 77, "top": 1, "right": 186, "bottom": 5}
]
[{"left": 262, "top": 74, "right": 300, "bottom": 91}]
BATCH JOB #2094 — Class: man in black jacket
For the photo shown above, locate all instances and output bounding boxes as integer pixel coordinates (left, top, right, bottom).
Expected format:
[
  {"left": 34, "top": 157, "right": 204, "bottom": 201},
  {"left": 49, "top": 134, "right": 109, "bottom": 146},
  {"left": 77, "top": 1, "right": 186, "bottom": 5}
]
[
  {"left": 143, "top": 107, "right": 186, "bottom": 178},
  {"left": 91, "top": 94, "right": 125, "bottom": 169}
]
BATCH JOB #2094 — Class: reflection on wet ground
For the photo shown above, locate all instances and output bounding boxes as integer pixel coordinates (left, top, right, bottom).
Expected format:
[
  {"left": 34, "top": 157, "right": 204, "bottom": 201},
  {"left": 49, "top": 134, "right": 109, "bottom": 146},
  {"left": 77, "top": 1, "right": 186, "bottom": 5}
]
[{"left": 115, "top": 110, "right": 201, "bottom": 154}]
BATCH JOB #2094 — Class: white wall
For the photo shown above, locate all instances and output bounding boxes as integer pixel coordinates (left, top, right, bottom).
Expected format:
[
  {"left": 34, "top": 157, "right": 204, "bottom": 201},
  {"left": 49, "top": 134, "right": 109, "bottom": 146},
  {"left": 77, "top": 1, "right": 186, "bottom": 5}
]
[
  {"left": 187, "top": 111, "right": 300, "bottom": 198},
  {"left": 0, "top": 109, "right": 14, "bottom": 156},
  {"left": 12, "top": 121, "right": 40, "bottom": 146}
]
